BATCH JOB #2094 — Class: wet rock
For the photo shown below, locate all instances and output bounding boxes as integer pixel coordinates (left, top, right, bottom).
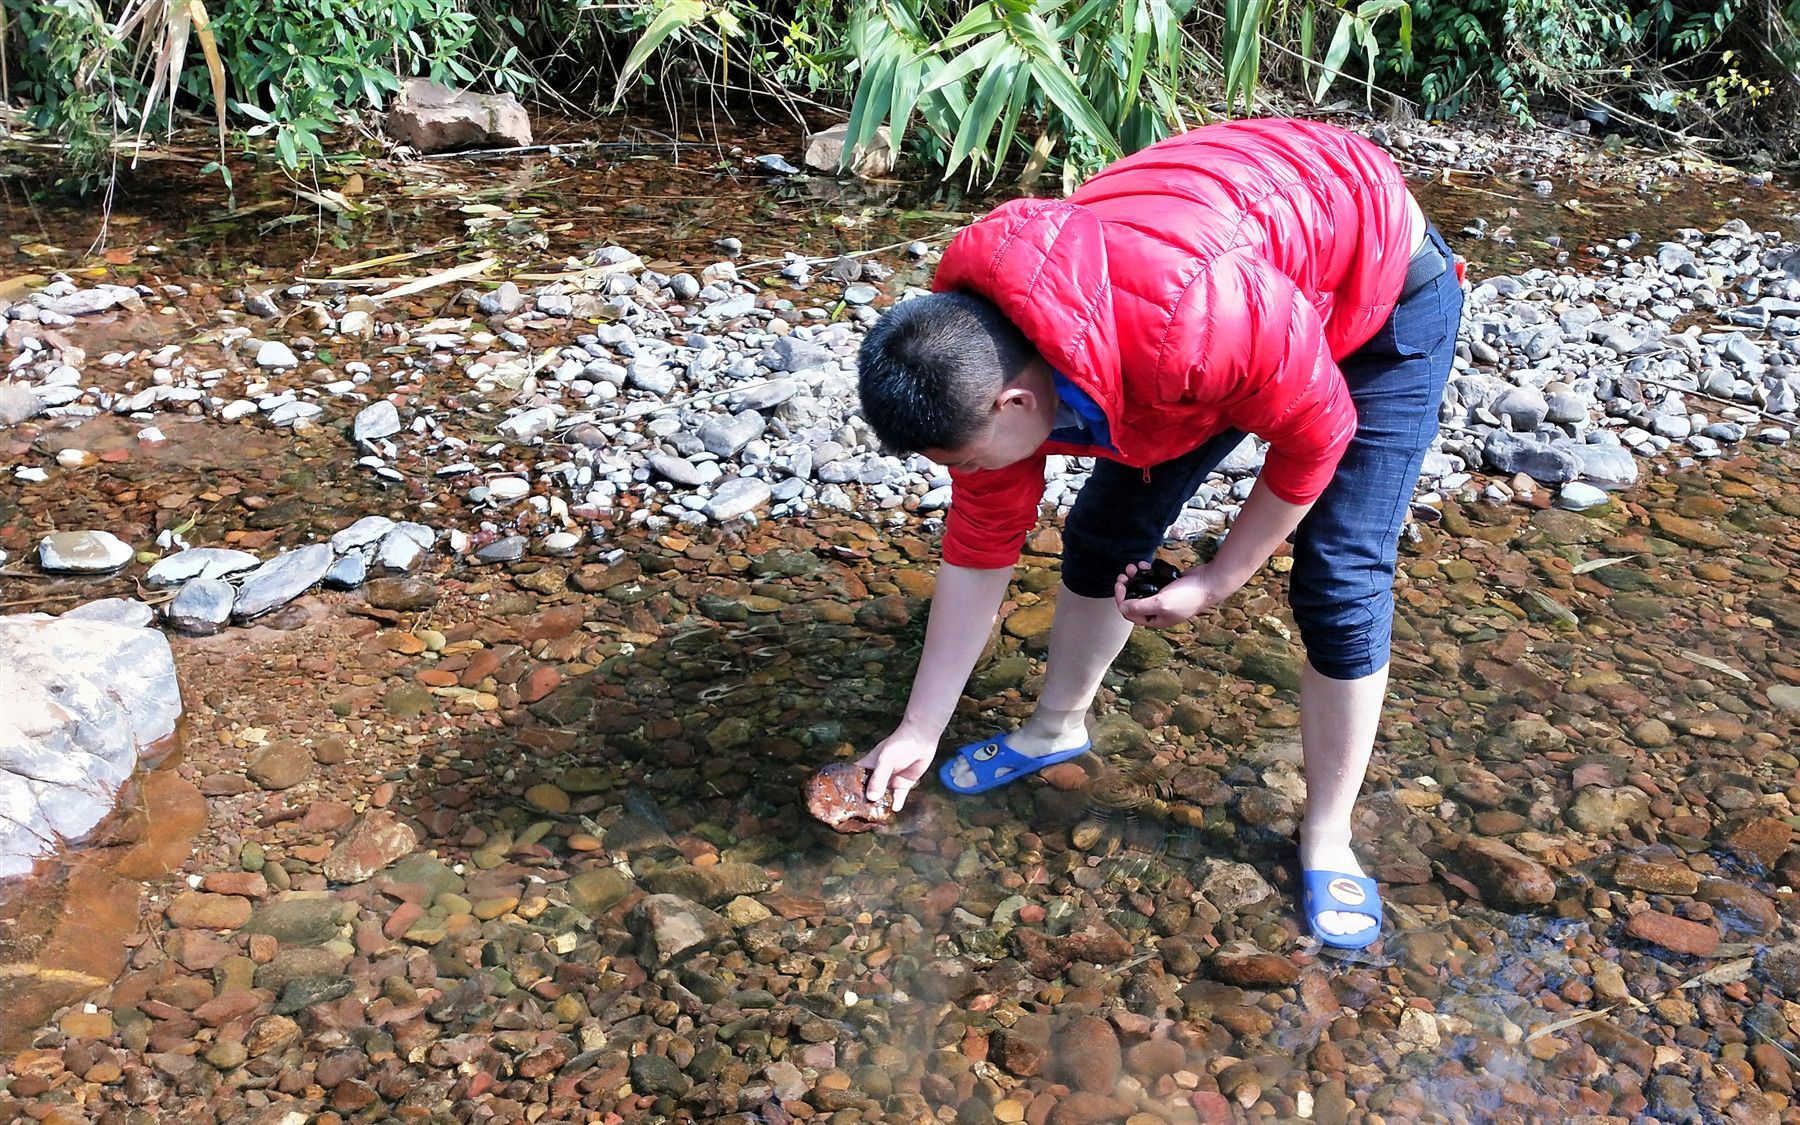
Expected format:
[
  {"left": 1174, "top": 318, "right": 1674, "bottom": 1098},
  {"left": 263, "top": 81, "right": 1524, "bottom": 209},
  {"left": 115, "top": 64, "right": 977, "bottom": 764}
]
[
  {"left": 353, "top": 400, "right": 401, "bottom": 442},
  {"left": 1724, "top": 816, "right": 1792, "bottom": 868},
  {"left": 0, "top": 614, "right": 181, "bottom": 878},
  {"left": 629, "top": 894, "right": 730, "bottom": 966},
  {"left": 1235, "top": 639, "right": 1303, "bottom": 691},
  {"left": 991, "top": 1029, "right": 1050, "bottom": 1078},
  {"left": 247, "top": 741, "right": 313, "bottom": 791},
  {"left": 1613, "top": 854, "right": 1699, "bottom": 895},
  {"left": 323, "top": 810, "right": 416, "bottom": 883},
  {"left": 1055, "top": 1015, "right": 1120, "bottom": 1093},
  {"left": 1197, "top": 859, "right": 1274, "bottom": 915},
  {"left": 1048, "top": 1094, "right": 1133, "bottom": 1125},
  {"left": 272, "top": 974, "right": 354, "bottom": 1015},
  {"left": 166, "top": 891, "right": 254, "bottom": 930},
  {"left": 362, "top": 575, "right": 439, "bottom": 611},
  {"left": 1455, "top": 836, "right": 1557, "bottom": 909},
  {"left": 386, "top": 77, "right": 531, "bottom": 153},
  {"left": 233, "top": 543, "right": 332, "bottom": 619},
  {"left": 147, "top": 547, "right": 261, "bottom": 586},
  {"left": 1625, "top": 910, "right": 1720, "bottom": 957},
  {"left": 567, "top": 868, "right": 631, "bottom": 916},
  {"left": 0, "top": 382, "right": 45, "bottom": 426},
  {"left": 1696, "top": 880, "right": 1779, "bottom": 936},
  {"left": 1650, "top": 511, "right": 1732, "bottom": 550},
  {"left": 804, "top": 762, "right": 894, "bottom": 833},
  {"left": 1013, "top": 912, "right": 1132, "bottom": 977},
  {"left": 39, "top": 530, "right": 133, "bottom": 573},
  {"left": 642, "top": 862, "right": 772, "bottom": 904},
  {"left": 1566, "top": 785, "right": 1652, "bottom": 834},
  {"left": 1758, "top": 942, "right": 1800, "bottom": 999},
  {"left": 1208, "top": 943, "right": 1299, "bottom": 988},
  {"left": 630, "top": 1053, "right": 692, "bottom": 1097},
  {"left": 241, "top": 897, "right": 341, "bottom": 946}
]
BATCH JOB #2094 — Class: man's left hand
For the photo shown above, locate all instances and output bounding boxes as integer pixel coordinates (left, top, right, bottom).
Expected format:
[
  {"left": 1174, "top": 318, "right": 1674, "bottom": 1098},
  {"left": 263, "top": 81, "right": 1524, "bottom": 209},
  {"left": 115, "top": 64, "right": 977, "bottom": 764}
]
[{"left": 1113, "top": 561, "right": 1234, "bottom": 628}]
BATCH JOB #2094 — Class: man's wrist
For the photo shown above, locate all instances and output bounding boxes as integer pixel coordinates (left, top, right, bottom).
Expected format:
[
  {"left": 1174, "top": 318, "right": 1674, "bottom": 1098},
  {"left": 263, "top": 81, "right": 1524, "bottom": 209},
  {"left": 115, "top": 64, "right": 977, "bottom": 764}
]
[{"left": 896, "top": 713, "right": 947, "bottom": 741}]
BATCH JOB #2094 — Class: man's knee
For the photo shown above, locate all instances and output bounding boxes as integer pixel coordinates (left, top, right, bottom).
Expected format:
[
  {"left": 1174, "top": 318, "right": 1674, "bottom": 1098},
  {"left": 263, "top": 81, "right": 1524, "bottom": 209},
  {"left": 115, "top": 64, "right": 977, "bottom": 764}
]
[{"left": 1294, "top": 595, "right": 1392, "bottom": 680}]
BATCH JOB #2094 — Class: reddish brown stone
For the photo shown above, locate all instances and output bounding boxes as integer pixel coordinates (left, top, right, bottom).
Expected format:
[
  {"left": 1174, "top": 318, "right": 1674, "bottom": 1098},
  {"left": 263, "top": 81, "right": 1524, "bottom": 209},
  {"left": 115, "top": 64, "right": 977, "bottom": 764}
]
[
  {"left": 518, "top": 664, "right": 562, "bottom": 703},
  {"left": 201, "top": 872, "right": 269, "bottom": 899},
  {"left": 1040, "top": 762, "right": 1089, "bottom": 791},
  {"left": 323, "top": 811, "right": 417, "bottom": 884},
  {"left": 1624, "top": 910, "right": 1720, "bottom": 957},
  {"left": 192, "top": 990, "right": 267, "bottom": 1027},
  {"left": 1125, "top": 1038, "right": 1186, "bottom": 1080},
  {"left": 803, "top": 763, "right": 894, "bottom": 834},
  {"left": 1725, "top": 817, "right": 1792, "bottom": 869},
  {"left": 1208, "top": 943, "right": 1299, "bottom": 988},
  {"left": 1456, "top": 836, "right": 1556, "bottom": 909},
  {"left": 1054, "top": 1015, "right": 1120, "bottom": 1094},
  {"left": 166, "top": 892, "right": 253, "bottom": 931},
  {"left": 991, "top": 1029, "right": 1049, "bottom": 1077},
  {"left": 1047, "top": 1092, "right": 1131, "bottom": 1125},
  {"left": 515, "top": 606, "right": 585, "bottom": 642}
]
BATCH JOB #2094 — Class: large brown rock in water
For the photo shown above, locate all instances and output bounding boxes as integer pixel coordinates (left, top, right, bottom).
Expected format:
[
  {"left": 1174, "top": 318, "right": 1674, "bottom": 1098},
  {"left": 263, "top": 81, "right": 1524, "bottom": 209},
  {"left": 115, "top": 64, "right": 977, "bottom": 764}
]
[
  {"left": 387, "top": 79, "right": 531, "bottom": 153},
  {"left": 804, "top": 763, "right": 893, "bottom": 833}
]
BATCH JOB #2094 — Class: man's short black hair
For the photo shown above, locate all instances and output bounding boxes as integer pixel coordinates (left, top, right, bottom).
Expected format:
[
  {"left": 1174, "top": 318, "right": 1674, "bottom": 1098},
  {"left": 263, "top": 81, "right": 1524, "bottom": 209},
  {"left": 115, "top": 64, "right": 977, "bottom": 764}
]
[{"left": 856, "top": 291, "right": 1039, "bottom": 453}]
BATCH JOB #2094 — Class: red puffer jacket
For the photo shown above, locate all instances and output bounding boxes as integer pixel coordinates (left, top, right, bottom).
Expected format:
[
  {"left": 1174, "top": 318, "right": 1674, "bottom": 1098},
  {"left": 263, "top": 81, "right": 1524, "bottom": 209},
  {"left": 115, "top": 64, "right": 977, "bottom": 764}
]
[{"left": 931, "top": 117, "right": 1419, "bottom": 569}]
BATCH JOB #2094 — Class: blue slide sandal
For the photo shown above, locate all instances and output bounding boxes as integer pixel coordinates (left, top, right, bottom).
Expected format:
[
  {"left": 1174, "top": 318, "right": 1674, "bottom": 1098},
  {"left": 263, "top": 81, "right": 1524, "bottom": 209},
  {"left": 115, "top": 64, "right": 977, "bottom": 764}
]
[
  {"left": 1301, "top": 869, "right": 1384, "bottom": 950},
  {"left": 938, "top": 732, "right": 1093, "bottom": 795}
]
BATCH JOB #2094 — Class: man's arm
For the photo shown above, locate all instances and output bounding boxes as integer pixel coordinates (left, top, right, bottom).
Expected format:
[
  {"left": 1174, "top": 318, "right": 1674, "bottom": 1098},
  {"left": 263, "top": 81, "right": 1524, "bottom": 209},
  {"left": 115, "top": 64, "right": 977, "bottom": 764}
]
[{"left": 860, "top": 563, "right": 1012, "bottom": 806}]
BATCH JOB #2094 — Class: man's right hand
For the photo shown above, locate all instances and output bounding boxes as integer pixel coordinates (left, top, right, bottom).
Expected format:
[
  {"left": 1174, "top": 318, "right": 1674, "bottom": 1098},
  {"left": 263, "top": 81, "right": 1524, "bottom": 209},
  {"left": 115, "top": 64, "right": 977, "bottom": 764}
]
[{"left": 858, "top": 728, "right": 938, "bottom": 812}]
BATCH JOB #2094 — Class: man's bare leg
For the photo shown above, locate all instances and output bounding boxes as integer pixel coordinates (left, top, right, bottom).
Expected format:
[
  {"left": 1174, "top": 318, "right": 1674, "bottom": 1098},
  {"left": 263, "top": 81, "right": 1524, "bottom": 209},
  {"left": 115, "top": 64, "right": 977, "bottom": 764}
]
[
  {"left": 1298, "top": 659, "right": 1388, "bottom": 937},
  {"left": 948, "top": 585, "right": 1133, "bottom": 787}
]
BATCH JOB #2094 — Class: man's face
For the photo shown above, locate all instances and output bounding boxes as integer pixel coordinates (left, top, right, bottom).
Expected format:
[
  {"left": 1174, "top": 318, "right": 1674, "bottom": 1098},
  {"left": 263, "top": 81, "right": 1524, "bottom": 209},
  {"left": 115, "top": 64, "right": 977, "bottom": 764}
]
[{"left": 921, "top": 381, "right": 1054, "bottom": 473}]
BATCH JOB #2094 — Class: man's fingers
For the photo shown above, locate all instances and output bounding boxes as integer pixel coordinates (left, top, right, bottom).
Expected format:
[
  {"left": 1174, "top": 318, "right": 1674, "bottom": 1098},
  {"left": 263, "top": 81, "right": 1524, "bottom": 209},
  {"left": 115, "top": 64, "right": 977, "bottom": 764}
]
[
  {"left": 865, "top": 760, "right": 893, "bottom": 801},
  {"left": 890, "top": 778, "right": 912, "bottom": 812}
]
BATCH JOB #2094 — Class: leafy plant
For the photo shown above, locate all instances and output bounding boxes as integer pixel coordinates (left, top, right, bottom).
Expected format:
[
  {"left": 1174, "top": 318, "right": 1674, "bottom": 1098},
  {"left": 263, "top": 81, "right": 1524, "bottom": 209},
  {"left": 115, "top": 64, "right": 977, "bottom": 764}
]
[
  {"left": 1309, "top": 0, "right": 1412, "bottom": 105},
  {"left": 838, "top": 0, "right": 1196, "bottom": 183}
]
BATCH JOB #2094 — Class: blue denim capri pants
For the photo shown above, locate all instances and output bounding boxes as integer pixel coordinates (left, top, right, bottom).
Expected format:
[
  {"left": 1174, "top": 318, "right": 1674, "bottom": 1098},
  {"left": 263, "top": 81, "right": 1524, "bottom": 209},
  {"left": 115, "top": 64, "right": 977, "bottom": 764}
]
[{"left": 1060, "top": 224, "right": 1466, "bottom": 681}]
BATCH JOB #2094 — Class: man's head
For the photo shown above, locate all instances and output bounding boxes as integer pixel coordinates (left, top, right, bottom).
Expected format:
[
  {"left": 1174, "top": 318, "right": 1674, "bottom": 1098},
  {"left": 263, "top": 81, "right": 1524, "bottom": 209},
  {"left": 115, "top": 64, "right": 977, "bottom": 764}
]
[{"left": 856, "top": 291, "right": 1057, "bottom": 472}]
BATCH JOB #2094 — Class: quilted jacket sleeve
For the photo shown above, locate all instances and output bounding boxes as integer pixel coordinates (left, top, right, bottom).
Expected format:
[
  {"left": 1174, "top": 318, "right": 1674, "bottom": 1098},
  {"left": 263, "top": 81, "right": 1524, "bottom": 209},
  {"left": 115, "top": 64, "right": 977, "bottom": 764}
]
[
  {"left": 1165, "top": 246, "right": 1359, "bottom": 505},
  {"left": 941, "top": 455, "right": 1048, "bottom": 570}
]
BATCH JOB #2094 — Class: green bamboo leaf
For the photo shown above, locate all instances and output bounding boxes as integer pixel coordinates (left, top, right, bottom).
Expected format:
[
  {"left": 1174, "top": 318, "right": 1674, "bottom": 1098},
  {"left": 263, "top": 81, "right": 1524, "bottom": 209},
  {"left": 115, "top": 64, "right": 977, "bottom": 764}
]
[
  {"left": 918, "top": 31, "right": 1007, "bottom": 97},
  {"left": 888, "top": 54, "right": 927, "bottom": 157},
  {"left": 992, "top": 64, "right": 1032, "bottom": 164},
  {"left": 612, "top": 0, "right": 706, "bottom": 106},
  {"left": 1313, "top": 11, "right": 1356, "bottom": 101},
  {"left": 947, "top": 52, "right": 1020, "bottom": 176},
  {"left": 1120, "top": 0, "right": 1151, "bottom": 119},
  {"left": 1013, "top": 12, "right": 1121, "bottom": 155},
  {"left": 846, "top": 48, "right": 900, "bottom": 160}
]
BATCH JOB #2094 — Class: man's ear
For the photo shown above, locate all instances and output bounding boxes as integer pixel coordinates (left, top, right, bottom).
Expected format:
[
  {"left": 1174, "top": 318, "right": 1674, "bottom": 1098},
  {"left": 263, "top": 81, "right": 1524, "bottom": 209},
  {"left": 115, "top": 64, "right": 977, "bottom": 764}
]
[{"left": 993, "top": 383, "right": 1036, "bottom": 414}]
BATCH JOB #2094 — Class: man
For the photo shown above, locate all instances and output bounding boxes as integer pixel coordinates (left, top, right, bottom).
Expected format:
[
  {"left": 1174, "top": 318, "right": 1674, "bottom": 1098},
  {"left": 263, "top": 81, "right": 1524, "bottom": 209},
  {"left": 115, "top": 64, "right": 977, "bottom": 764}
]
[{"left": 852, "top": 117, "right": 1464, "bottom": 950}]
